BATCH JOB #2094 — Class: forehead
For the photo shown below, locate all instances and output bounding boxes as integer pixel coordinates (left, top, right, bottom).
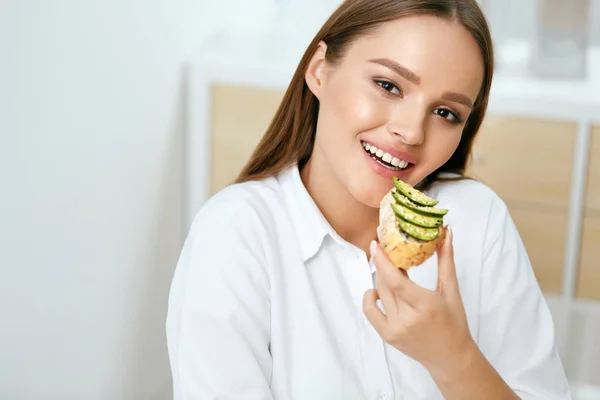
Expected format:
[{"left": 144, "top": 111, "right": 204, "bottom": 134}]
[{"left": 341, "top": 14, "right": 484, "bottom": 96}]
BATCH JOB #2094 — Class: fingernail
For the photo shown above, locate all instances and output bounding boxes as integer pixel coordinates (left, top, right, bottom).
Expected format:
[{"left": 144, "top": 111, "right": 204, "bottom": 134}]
[
  {"left": 447, "top": 227, "right": 453, "bottom": 244},
  {"left": 370, "top": 240, "right": 377, "bottom": 257}
]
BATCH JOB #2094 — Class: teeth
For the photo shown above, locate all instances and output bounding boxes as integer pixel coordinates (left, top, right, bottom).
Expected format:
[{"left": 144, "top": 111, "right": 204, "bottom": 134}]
[{"left": 362, "top": 141, "right": 410, "bottom": 169}]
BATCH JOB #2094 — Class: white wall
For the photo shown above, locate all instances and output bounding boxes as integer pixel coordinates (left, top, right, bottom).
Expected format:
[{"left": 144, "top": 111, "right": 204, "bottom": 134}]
[
  {"left": 0, "top": 0, "right": 238, "bottom": 398},
  {"left": 0, "top": 0, "right": 341, "bottom": 397}
]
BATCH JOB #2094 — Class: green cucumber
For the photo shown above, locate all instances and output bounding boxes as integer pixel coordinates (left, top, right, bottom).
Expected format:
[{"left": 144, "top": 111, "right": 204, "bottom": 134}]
[
  {"left": 397, "top": 218, "right": 440, "bottom": 241},
  {"left": 393, "top": 177, "right": 439, "bottom": 206},
  {"left": 391, "top": 203, "right": 443, "bottom": 228},
  {"left": 392, "top": 192, "right": 448, "bottom": 217}
]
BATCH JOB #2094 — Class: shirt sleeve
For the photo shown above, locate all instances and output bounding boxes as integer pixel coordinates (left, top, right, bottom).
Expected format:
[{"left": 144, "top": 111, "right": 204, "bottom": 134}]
[
  {"left": 477, "top": 196, "right": 572, "bottom": 399},
  {"left": 166, "top": 189, "right": 273, "bottom": 400}
]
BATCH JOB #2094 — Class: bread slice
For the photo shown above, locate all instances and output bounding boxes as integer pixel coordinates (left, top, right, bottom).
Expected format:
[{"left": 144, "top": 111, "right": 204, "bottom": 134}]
[{"left": 377, "top": 190, "right": 446, "bottom": 270}]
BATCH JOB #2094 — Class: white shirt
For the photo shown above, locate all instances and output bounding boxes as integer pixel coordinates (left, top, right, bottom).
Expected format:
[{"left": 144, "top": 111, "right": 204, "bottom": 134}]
[{"left": 166, "top": 164, "right": 571, "bottom": 399}]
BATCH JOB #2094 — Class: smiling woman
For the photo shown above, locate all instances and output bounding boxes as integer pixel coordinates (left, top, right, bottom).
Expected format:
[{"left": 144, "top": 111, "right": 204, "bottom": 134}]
[{"left": 166, "top": 1, "right": 572, "bottom": 399}]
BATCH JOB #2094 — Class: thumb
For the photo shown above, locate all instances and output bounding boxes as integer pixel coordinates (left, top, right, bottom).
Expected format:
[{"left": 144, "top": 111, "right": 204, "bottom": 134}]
[{"left": 436, "top": 227, "right": 460, "bottom": 300}]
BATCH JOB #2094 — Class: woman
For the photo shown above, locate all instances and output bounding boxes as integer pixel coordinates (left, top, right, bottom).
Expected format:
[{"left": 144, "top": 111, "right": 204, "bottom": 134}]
[{"left": 166, "top": 0, "right": 571, "bottom": 399}]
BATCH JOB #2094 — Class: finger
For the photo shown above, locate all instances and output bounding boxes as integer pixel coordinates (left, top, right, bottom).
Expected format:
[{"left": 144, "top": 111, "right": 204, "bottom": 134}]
[
  {"left": 362, "top": 289, "right": 387, "bottom": 333},
  {"left": 376, "top": 272, "right": 418, "bottom": 326},
  {"left": 436, "top": 227, "right": 460, "bottom": 301},
  {"left": 374, "top": 265, "right": 399, "bottom": 315},
  {"left": 370, "top": 240, "right": 424, "bottom": 308}
]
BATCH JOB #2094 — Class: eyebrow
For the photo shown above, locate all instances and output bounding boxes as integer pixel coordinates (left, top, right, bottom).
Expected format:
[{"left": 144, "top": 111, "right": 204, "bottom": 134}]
[
  {"left": 369, "top": 58, "right": 421, "bottom": 85},
  {"left": 441, "top": 92, "right": 473, "bottom": 109},
  {"left": 368, "top": 57, "right": 474, "bottom": 109}
]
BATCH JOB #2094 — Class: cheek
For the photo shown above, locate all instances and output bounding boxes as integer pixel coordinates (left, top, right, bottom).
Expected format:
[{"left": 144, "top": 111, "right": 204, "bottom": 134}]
[
  {"left": 425, "top": 131, "right": 462, "bottom": 166},
  {"left": 321, "top": 81, "right": 388, "bottom": 141}
]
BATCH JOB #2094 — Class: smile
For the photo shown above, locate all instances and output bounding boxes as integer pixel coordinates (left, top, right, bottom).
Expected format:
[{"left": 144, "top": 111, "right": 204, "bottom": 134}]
[{"left": 361, "top": 141, "right": 412, "bottom": 171}]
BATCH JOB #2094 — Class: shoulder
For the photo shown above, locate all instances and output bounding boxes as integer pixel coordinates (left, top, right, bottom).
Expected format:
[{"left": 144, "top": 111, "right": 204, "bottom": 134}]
[
  {"left": 425, "top": 177, "right": 514, "bottom": 252},
  {"left": 173, "top": 177, "right": 284, "bottom": 291},
  {"left": 189, "top": 177, "right": 283, "bottom": 242},
  {"left": 427, "top": 177, "right": 509, "bottom": 219},
  {"left": 167, "top": 180, "right": 279, "bottom": 356}
]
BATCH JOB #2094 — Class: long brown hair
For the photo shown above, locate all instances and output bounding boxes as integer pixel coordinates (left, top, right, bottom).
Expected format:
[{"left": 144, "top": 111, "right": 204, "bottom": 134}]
[{"left": 235, "top": 0, "right": 494, "bottom": 189}]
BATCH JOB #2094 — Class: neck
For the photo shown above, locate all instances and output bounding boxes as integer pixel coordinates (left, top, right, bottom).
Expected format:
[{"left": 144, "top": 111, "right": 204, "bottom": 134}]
[{"left": 300, "top": 156, "right": 379, "bottom": 255}]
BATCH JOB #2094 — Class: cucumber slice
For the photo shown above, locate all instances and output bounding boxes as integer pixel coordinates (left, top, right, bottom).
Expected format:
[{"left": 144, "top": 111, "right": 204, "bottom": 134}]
[
  {"left": 397, "top": 218, "right": 440, "bottom": 241},
  {"left": 392, "top": 192, "right": 448, "bottom": 217},
  {"left": 391, "top": 203, "right": 443, "bottom": 228},
  {"left": 393, "top": 177, "right": 439, "bottom": 206}
]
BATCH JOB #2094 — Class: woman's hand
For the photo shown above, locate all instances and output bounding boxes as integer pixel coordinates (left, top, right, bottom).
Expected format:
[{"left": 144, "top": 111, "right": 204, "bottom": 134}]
[
  {"left": 362, "top": 228, "right": 475, "bottom": 381},
  {"left": 363, "top": 228, "right": 520, "bottom": 399}
]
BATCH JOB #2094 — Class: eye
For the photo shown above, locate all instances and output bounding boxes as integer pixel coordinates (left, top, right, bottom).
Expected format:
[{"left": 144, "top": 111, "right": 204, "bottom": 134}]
[
  {"left": 434, "top": 108, "right": 463, "bottom": 124},
  {"left": 375, "top": 80, "right": 401, "bottom": 96}
]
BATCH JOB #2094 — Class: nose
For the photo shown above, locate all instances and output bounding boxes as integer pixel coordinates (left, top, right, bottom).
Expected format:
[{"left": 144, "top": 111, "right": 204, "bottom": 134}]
[{"left": 386, "top": 101, "right": 426, "bottom": 146}]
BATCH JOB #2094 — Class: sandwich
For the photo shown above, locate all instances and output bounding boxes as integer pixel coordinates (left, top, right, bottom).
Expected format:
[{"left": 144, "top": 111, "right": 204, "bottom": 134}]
[{"left": 377, "top": 177, "right": 448, "bottom": 270}]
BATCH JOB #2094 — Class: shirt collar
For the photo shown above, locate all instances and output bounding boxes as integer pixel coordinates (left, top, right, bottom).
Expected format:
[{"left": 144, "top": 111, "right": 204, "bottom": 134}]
[{"left": 277, "top": 164, "right": 331, "bottom": 262}]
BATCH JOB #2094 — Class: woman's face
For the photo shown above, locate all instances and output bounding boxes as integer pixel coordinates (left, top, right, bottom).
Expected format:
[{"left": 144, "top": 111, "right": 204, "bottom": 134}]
[{"left": 305, "top": 15, "right": 484, "bottom": 208}]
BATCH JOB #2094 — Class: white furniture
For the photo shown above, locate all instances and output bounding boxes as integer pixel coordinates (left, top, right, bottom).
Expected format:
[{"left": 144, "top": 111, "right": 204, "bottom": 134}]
[{"left": 184, "top": 28, "right": 600, "bottom": 396}]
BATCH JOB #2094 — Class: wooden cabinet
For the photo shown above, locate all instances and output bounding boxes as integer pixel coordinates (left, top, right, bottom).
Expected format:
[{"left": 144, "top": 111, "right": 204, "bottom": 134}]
[
  {"left": 210, "top": 84, "right": 283, "bottom": 194},
  {"left": 468, "top": 116, "right": 577, "bottom": 209},
  {"left": 577, "top": 125, "right": 600, "bottom": 300},
  {"left": 585, "top": 125, "right": 600, "bottom": 210},
  {"left": 578, "top": 214, "right": 600, "bottom": 300},
  {"left": 507, "top": 204, "right": 568, "bottom": 293},
  {"left": 467, "top": 115, "right": 578, "bottom": 294}
]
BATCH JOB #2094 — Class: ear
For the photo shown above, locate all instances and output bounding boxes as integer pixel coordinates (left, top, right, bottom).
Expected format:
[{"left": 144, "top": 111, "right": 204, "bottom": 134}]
[{"left": 305, "top": 41, "right": 328, "bottom": 100}]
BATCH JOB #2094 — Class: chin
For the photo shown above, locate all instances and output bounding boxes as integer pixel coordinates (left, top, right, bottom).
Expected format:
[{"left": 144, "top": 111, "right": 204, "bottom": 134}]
[
  {"left": 352, "top": 191, "right": 382, "bottom": 209},
  {"left": 348, "top": 177, "right": 391, "bottom": 209},
  {"left": 401, "top": 170, "right": 427, "bottom": 188}
]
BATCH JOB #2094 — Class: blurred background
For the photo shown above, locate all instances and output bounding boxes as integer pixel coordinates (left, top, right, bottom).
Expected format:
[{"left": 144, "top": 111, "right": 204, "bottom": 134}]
[{"left": 1, "top": 0, "right": 599, "bottom": 399}]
